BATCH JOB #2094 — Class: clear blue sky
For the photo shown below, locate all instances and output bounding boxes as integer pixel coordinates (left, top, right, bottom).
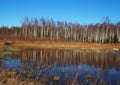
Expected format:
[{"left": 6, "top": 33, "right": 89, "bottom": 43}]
[{"left": 0, "top": 0, "right": 120, "bottom": 27}]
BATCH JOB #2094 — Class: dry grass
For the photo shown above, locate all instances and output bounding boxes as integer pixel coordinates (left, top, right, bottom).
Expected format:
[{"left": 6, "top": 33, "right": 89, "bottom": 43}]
[
  {"left": 0, "top": 43, "right": 5, "bottom": 50},
  {"left": 0, "top": 40, "right": 120, "bottom": 52}
]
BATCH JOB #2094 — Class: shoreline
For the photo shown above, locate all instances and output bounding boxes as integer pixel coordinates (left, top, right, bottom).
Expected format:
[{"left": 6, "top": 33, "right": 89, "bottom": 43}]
[{"left": 0, "top": 40, "right": 120, "bottom": 52}]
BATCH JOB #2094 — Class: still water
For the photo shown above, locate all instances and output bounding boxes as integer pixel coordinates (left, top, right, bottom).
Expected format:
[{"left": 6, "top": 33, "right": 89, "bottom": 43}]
[{"left": 0, "top": 48, "right": 120, "bottom": 85}]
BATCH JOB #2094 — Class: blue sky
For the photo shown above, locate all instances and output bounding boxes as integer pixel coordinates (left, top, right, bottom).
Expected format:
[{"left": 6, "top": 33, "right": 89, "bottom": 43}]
[{"left": 0, "top": 0, "right": 120, "bottom": 27}]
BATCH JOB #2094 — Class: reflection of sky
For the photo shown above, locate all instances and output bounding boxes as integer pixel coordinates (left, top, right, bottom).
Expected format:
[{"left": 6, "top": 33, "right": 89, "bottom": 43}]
[
  {"left": 107, "top": 68, "right": 120, "bottom": 85},
  {"left": 43, "top": 62, "right": 120, "bottom": 84},
  {"left": 1, "top": 56, "right": 120, "bottom": 84},
  {"left": 3, "top": 57, "right": 21, "bottom": 70}
]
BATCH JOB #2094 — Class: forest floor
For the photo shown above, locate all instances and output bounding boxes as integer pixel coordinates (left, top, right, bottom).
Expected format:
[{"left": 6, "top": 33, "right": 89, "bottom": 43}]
[{"left": 0, "top": 40, "right": 120, "bottom": 52}]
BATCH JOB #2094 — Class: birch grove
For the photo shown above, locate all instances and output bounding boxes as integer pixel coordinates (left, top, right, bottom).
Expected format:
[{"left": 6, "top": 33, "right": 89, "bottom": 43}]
[{"left": 0, "top": 17, "right": 119, "bottom": 43}]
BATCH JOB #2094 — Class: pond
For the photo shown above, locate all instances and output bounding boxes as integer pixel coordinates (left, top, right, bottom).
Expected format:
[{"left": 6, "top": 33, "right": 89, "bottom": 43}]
[{"left": 0, "top": 48, "right": 120, "bottom": 85}]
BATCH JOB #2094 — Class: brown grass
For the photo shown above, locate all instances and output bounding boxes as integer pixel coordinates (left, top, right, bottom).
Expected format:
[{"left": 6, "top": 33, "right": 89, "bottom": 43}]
[{"left": 0, "top": 40, "right": 120, "bottom": 52}]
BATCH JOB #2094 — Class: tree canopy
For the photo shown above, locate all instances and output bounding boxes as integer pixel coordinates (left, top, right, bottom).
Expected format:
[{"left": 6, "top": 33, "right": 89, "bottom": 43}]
[{"left": 0, "top": 17, "right": 120, "bottom": 43}]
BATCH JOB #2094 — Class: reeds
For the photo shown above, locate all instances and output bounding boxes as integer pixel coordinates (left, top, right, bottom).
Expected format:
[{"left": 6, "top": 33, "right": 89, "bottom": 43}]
[
  {"left": 0, "top": 60, "right": 117, "bottom": 85},
  {"left": 0, "top": 68, "right": 117, "bottom": 85}
]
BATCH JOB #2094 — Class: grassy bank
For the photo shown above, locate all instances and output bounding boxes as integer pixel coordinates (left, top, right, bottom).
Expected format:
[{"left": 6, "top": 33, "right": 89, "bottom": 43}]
[{"left": 0, "top": 40, "right": 120, "bottom": 52}]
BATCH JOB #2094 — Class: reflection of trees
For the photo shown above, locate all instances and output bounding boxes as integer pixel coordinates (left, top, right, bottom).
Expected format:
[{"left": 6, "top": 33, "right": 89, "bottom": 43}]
[
  {"left": 12, "top": 48, "right": 120, "bottom": 70},
  {"left": 0, "top": 60, "right": 2, "bottom": 66}
]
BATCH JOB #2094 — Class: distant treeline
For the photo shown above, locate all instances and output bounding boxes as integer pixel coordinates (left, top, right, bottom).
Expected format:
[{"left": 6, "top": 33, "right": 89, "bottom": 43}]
[{"left": 0, "top": 17, "right": 120, "bottom": 43}]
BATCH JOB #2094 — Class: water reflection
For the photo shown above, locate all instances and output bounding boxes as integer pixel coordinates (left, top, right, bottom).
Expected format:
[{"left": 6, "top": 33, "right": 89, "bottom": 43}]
[
  {"left": 0, "top": 48, "right": 120, "bottom": 85},
  {"left": 11, "top": 48, "right": 120, "bottom": 70}
]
